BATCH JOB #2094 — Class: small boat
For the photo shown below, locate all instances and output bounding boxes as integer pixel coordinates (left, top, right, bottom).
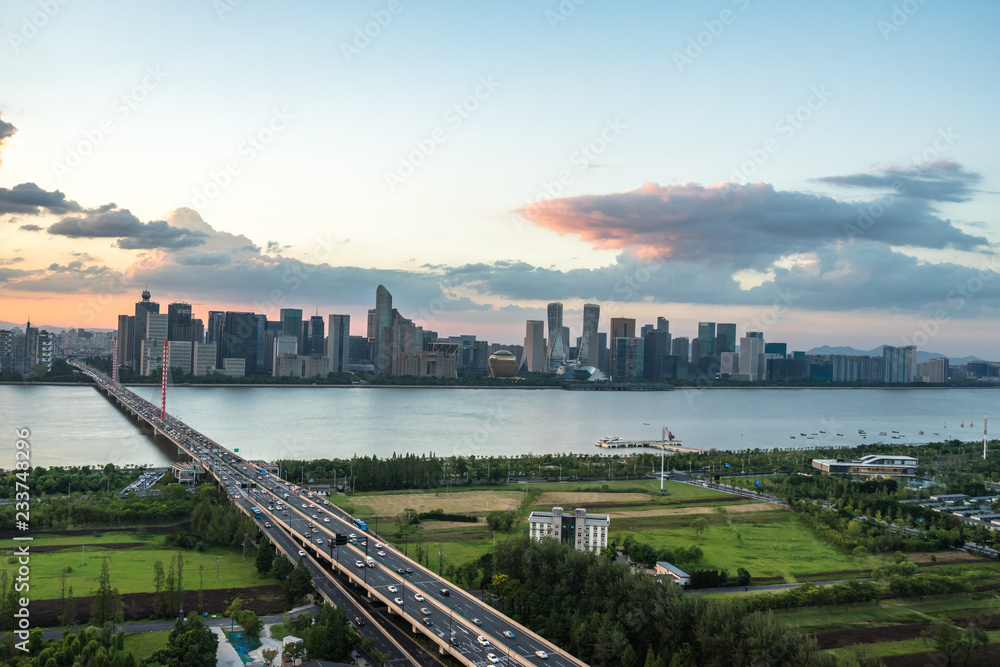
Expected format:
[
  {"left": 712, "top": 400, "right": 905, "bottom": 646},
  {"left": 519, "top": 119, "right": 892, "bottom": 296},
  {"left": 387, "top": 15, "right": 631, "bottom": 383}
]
[{"left": 790, "top": 436, "right": 796, "bottom": 439}]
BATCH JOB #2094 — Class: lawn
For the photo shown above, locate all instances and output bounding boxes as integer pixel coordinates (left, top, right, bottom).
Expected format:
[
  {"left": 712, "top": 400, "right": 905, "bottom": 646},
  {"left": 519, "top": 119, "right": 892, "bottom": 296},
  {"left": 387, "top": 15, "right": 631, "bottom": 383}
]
[
  {"left": 0, "top": 541, "right": 279, "bottom": 600},
  {"left": 826, "top": 629, "right": 1000, "bottom": 659},
  {"left": 2, "top": 532, "right": 166, "bottom": 548},
  {"left": 776, "top": 592, "right": 1000, "bottom": 634},
  {"left": 123, "top": 630, "right": 171, "bottom": 662},
  {"left": 332, "top": 490, "right": 524, "bottom": 518},
  {"left": 617, "top": 510, "right": 881, "bottom": 580}
]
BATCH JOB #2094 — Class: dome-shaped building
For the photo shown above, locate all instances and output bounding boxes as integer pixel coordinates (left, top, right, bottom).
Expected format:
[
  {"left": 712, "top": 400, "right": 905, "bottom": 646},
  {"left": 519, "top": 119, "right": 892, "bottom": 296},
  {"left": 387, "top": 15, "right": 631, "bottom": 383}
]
[{"left": 487, "top": 350, "right": 520, "bottom": 378}]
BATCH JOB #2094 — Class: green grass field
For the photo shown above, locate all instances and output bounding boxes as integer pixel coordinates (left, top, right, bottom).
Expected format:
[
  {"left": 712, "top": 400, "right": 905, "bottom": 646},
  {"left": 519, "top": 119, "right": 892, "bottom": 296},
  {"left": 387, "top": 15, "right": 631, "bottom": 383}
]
[
  {"left": 123, "top": 630, "right": 171, "bottom": 662},
  {"left": 6, "top": 532, "right": 167, "bottom": 547},
  {"left": 617, "top": 510, "right": 880, "bottom": 579},
  {"left": 776, "top": 592, "right": 1000, "bottom": 633},
  {"left": 826, "top": 629, "right": 1000, "bottom": 659},
  {"left": 0, "top": 533, "right": 279, "bottom": 600}
]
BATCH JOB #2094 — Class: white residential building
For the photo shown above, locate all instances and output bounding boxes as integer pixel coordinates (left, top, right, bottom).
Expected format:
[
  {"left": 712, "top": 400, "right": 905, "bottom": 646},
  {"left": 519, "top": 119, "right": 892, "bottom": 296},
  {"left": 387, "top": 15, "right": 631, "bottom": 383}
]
[{"left": 528, "top": 507, "right": 610, "bottom": 553}]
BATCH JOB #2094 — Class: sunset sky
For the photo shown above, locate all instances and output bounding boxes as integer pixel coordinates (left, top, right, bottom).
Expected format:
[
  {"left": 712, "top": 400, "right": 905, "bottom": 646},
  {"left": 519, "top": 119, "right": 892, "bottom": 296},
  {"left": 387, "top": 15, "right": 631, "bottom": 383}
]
[{"left": 2, "top": 0, "right": 999, "bottom": 357}]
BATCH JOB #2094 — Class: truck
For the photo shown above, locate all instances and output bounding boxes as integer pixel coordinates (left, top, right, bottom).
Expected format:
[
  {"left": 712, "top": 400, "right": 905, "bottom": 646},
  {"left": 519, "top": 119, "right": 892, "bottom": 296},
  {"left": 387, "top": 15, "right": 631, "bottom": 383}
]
[{"left": 365, "top": 556, "right": 375, "bottom": 568}]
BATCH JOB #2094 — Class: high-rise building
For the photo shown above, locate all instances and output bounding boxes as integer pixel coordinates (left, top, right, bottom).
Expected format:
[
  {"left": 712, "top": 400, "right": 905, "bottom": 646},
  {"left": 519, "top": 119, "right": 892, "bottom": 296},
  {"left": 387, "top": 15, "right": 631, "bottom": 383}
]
[
  {"left": 117, "top": 314, "right": 135, "bottom": 370},
  {"left": 524, "top": 320, "right": 546, "bottom": 372},
  {"left": 0, "top": 329, "right": 13, "bottom": 374},
  {"left": 715, "top": 323, "right": 736, "bottom": 355},
  {"left": 133, "top": 289, "right": 160, "bottom": 367},
  {"left": 547, "top": 303, "right": 569, "bottom": 370},
  {"left": 882, "top": 345, "right": 917, "bottom": 383},
  {"left": 656, "top": 317, "right": 669, "bottom": 333},
  {"left": 579, "top": 304, "right": 600, "bottom": 365},
  {"left": 609, "top": 318, "right": 636, "bottom": 376},
  {"left": 165, "top": 340, "right": 193, "bottom": 374},
  {"left": 280, "top": 308, "right": 303, "bottom": 354},
  {"left": 218, "top": 312, "right": 260, "bottom": 373},
  {"left": 611, "top": 337, "right": 644, "bottom": 382},
  {"left": 191, "top": 318, "right": 204, "bottom": 345},
  {"left": 917, "top": 357, "right": 948, "bottom": 383},
  {"left": 672, "top": 337, "right": 689, "bottom": 361},
  {"left": 167, "top": 302, "right": 193, "bottom": 342},
  {"left": 304, "top": 315, "right": 324, "bottom": 355},
  {"left": 193, "top": 342, "right": 217, "bottom": 375},
  {"left": 739, "top": 333, "right": 765, "bottom": 380},
  {"left": 140, "top": 313, "right": 169, "bottom": 376},
  {"left": 327, "top": 315, "right": 351, "bottom": 374},
  {"left": 640, "top": 324, "right": 654, "bottom": 340},
  {"left": 697, "top": 322, "right": 716, "bottom": 359},
  {"left": 368, "top": 285, "right": 395, "bottom": 373},
  {"left": 643, "top": 330, "right": 671, "bottom": 381},
  {"left": 207, "top": 311, "right": 224, "bottom": 344},
  {"left": 764, "top": 342, "right": 787, "bottom": 357}
]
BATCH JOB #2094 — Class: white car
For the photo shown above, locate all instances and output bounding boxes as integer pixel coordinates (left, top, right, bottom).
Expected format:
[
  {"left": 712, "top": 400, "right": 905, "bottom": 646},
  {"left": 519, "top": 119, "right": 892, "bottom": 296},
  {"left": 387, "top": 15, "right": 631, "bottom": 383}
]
[
  {"left": 477, "top": 635, "right": 490, "bottom": 647},
  {"left": 414, "top": 593, "right": 425, "bottom": 602},
  {"left": 388, "top": 585, "right": 398, "bottom": 593},
  {"left": 323, "top": 517, "right": 330, "bottom": 523},
  {"left": 297, "top": 550, "right": 306, "bottom": 557},
  {"left": 377, "top": 550, "right": 386, "bottom": 557},
  {"left": 375, "top": 542, "right": 383, "bottom": 548},
  {"left": 355, "top": 560, "right": 364, "bottom": 568},
  {"left": 536, "top": 650, "right": 549, "bottom": 659},
  {"left": 394, "top": 597, "right": 404, "bottom": 605},
  {"left": 487, "top": 655, "right": 499, "bottom": 664}
]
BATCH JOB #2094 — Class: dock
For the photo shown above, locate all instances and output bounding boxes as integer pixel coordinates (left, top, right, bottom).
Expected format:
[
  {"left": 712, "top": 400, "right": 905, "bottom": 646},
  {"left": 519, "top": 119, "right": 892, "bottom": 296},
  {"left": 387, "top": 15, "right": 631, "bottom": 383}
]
[{"left": 595, "top": 439, "right": 706, "bottom": 453}]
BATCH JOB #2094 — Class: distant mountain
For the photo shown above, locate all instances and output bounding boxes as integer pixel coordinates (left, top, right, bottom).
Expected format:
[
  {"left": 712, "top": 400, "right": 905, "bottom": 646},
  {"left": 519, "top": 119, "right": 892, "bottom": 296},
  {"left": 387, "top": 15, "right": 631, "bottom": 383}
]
[
  {"left": 0, "top": 320, "right": 113, "bottom": 333},
  {"left": 806, "top": 345, "right": 984, "bottom": 365}
]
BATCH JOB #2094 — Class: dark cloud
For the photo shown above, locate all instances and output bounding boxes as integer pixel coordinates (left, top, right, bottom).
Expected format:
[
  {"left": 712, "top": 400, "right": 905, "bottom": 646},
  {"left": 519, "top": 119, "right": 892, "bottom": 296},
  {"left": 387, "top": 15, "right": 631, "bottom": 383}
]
[
  {"left": 0, "top": 182, "right": 83, "bottom": 216},
  {"left": 174, "top": 251, "right": 232, "bottom": 266},
  {"left": 0, "top": 257, "right": 23, "bottom": 265},
  {"left": 0, "top": 116, "right": 15, "bottom": 143},
  {"left": 816, "top": 160, "right": 982, "bottom": 202},
  {"left": 3, "top": 262, "right": 125, "bottom": 294},
  {"left": 266, "top": 240, "right": 291, "bottom": 253},
  {"left": 18, "top": 224, "right": 42, "bottom": 232},
  {"left": 518, "top": 178, "right": 988, "bottom": 271},
  {"left": 47, "top": 208, "right": 208, "bottom": 249}
]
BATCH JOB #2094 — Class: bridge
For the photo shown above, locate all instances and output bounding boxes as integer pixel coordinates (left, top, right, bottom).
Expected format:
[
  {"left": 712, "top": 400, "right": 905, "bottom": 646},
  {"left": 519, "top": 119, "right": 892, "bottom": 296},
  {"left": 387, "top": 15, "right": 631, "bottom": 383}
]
[{"left": 70, "top": 361, "right": 585, "bottom": 667}]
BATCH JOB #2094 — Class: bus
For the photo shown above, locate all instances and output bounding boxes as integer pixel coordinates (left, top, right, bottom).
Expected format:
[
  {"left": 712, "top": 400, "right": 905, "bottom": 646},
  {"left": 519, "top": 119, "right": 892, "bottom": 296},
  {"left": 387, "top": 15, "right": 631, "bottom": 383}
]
[
  {"left": 251, "top": 507, "right": 262, "bottom": 518},
  {"left": 354, "top": 518, "right": 367, "bottom": 531}
]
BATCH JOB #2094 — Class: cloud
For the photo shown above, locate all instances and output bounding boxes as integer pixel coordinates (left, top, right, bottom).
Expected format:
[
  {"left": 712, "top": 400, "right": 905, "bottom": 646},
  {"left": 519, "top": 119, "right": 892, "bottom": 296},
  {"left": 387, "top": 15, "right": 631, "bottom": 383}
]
[
  {"left": 0, "top": 182, "right": 84, "bottom": 216},
  {"left": 47, "top": 208, "right": 208, "bottom": 249},
  {"left": 0, "top": 114, "right": 15, "bottom": 169},
  {"left": 3, "top": 261, "right": 125, "bottom": 294},
  {"left": 18, "top": 224, "right": 42, "bottom": 232},
  {"left": 0, "top": 257, "right": 24, "bottom": 265},
  {"left": 517, "top": 176, "right": 989, "bottom": 271},
  {"left": 816, "top": 160, "right": 982, "bottom": 202}
]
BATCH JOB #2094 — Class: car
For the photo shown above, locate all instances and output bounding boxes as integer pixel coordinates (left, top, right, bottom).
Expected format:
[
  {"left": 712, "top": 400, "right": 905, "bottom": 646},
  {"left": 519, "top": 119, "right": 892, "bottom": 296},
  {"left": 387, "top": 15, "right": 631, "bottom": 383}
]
[
  {"left": 301, "top": 504, "right": 308, "bottom": 508},
  {"left": 449, "top": 637, "right": 457, "bottom": 646},
  {"left": 473, "top": 618, "right": 482, "bottom": 626},
  {"left": 312, "top": 514, "right": 319, "bottom": 519},
  {"left": 394, "top": 597, "right": 404, "bottom": 605},
  {"left": 477, "top": 635, "right": 490, "bottom": 647},
  {"left": 377, "top": 550, "right": 386, "bottom": 557},
  {"left": 487, "top": 654, "right": 499, "bottom": 664},
  {"left": 419, "top": 607, "right": 430, "bottom": 615},
  {"left": 422, "top": 617, "right": 433, "bottom": 626},
  {"left": 355, "top": 560, "right": 364, "bottom": 568},
  {"left": 298, "top": 550, "right": 306, "bottom": 557},
  {"left": 375, "top": 542, "right": 383, "bottom": 548},
  {"left": 349, "top": 533, "right": 356, "bottom": 540},
  {"left": 323, "top": 517, "right": 330, "bottom": 523},
  {"left": 316, "top": 538, "right": 323, "bottom": 545},
  {"left": 396, "top": 567, "right": 405, "bottom": 574},
  {"left": 282, "top": 511, "right": 288, "bottom": 516},
  {"left": 536, "top": 650, "right": 549, "bottom": 659},
  {"left": 388, "top": 585, "right": 398, "bottom": 593},
  {"left": 503, "top": 630, "right": 515, "bottom": 638},
  {"left": 304, "top": 532, "right": 312, "bottom": 539},
  {"left": 354, "top": 616, "right": 365, "bottom": 626},
  {"left": 264, "top": 522, "right": 271, "bottom": 528},
  {"left": 414, "top": 593, "right": 425, "bottom": 602},
  {"left": 359, "top": 540, "right": 367, "bottom": 546},
  {"left": 404, "top": 567, "right": 412, "bottom": 574},
  {"left": 439, "top": 588, "right": 450, "bottom": 596}
]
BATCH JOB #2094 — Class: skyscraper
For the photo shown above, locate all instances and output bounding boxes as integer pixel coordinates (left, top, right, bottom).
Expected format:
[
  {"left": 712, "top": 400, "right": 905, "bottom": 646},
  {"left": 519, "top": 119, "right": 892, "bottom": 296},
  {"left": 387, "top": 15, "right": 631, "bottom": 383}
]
[
  {"left": 369, "top": 285, "right": 395, "bottom": 373},
  {"left": 133, "top": 289, "right": 159, "bottom": 367},
  {"left": 167, "top": 302, "right": 193, "bottom": 342},
  {"left": 280, "top": 308, "right": 303, "bottom": 354},
  {"left": 656, "top": 317, "right": 669, "bottom": 333},
  {"left": 715, "top": 323, "right": 736, "bottom": 355},
  {"left": 524, "top": 320, "right": 546, "bottom": 372},
  {"left": 579, "top": 303, "right": 600, "bottom": 365},
  {"left": 304, "top": 315, "right": 324, "bottom": 355},
  {"left": 218, "top": 311, "right": 260, "bottom": 372},
  {"left": 882, "top": 345, "right": 917, "bottom": 383},
  {"left": 739, "top": 333, "right": 765, "bottom": 380},
  {"left": 328, "top": 314, "right": 351, "bottom": 374},
  {"left": 546, "top": 303, "right": 568, "bottom": 370},
  {"left": 609, "top": 318, "right": 635, "bottom": 375},
  {"left": 697, "top": 322, "right": 716, "bottom": 359}
]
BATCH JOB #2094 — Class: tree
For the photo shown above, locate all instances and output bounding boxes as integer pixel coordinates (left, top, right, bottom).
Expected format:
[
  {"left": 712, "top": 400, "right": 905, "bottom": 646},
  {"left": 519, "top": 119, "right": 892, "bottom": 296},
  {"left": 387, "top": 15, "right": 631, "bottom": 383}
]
[
  {"left": 283, "top": 640, "right": 306, "bottom": 665},
  {"left": 225, "top": 597, "right": 243, "bottom": 633},
  {"left": 271, "top": 555, "right": 294, "bottom": 581},
  {"left": 256, "top": 537, "right": 276, "bottom": 575},
  {"left": 736, "top": 567, "right": 751, "bottom": 586},
  {"left": 239, "top": 610, "right": 262, "bottom": 639},
  {"left": 689, "top": 518, "right": 709, "bottom": 540},
  {"left": 284, "top": 561, "right": 314, "bottom": 604},
  {"left": 153, "top": 561, "right": 165, "bottom": 616},
  {"left": 91, "top": 558, "right": 122, "bottom": 626},
  {"left": 262, "top": 648, "right": 279, "bottom": 666},
  {"left": 145, "top": 614, "right": 219, "bottom": 667}
]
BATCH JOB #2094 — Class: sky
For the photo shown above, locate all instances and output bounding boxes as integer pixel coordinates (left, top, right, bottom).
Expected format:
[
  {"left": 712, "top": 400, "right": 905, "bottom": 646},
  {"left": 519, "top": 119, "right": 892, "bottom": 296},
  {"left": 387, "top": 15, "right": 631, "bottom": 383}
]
[{"left": 1, "top": 0, "right": 999, "bottom": 358}]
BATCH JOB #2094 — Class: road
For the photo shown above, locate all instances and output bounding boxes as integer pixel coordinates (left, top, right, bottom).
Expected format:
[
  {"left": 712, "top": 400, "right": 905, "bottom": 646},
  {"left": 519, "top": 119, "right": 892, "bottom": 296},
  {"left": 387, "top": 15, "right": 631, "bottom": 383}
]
[{"left": 72, "top": 361, "right": 580, "bottom": 667}]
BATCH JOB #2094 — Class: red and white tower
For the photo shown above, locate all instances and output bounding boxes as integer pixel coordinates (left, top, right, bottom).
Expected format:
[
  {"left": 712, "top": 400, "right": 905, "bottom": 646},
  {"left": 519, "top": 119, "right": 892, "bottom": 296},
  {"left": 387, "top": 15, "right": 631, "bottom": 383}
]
[{"left": 160, "top": 340, "right": 169, "bottom": 420}]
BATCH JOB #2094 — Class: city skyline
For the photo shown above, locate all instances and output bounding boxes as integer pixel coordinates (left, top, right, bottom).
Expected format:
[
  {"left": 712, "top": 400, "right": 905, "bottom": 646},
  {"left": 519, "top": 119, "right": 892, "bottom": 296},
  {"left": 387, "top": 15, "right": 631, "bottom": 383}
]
[{"left": 2, "top": 2, "right": 1000, "bottom": 357}]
